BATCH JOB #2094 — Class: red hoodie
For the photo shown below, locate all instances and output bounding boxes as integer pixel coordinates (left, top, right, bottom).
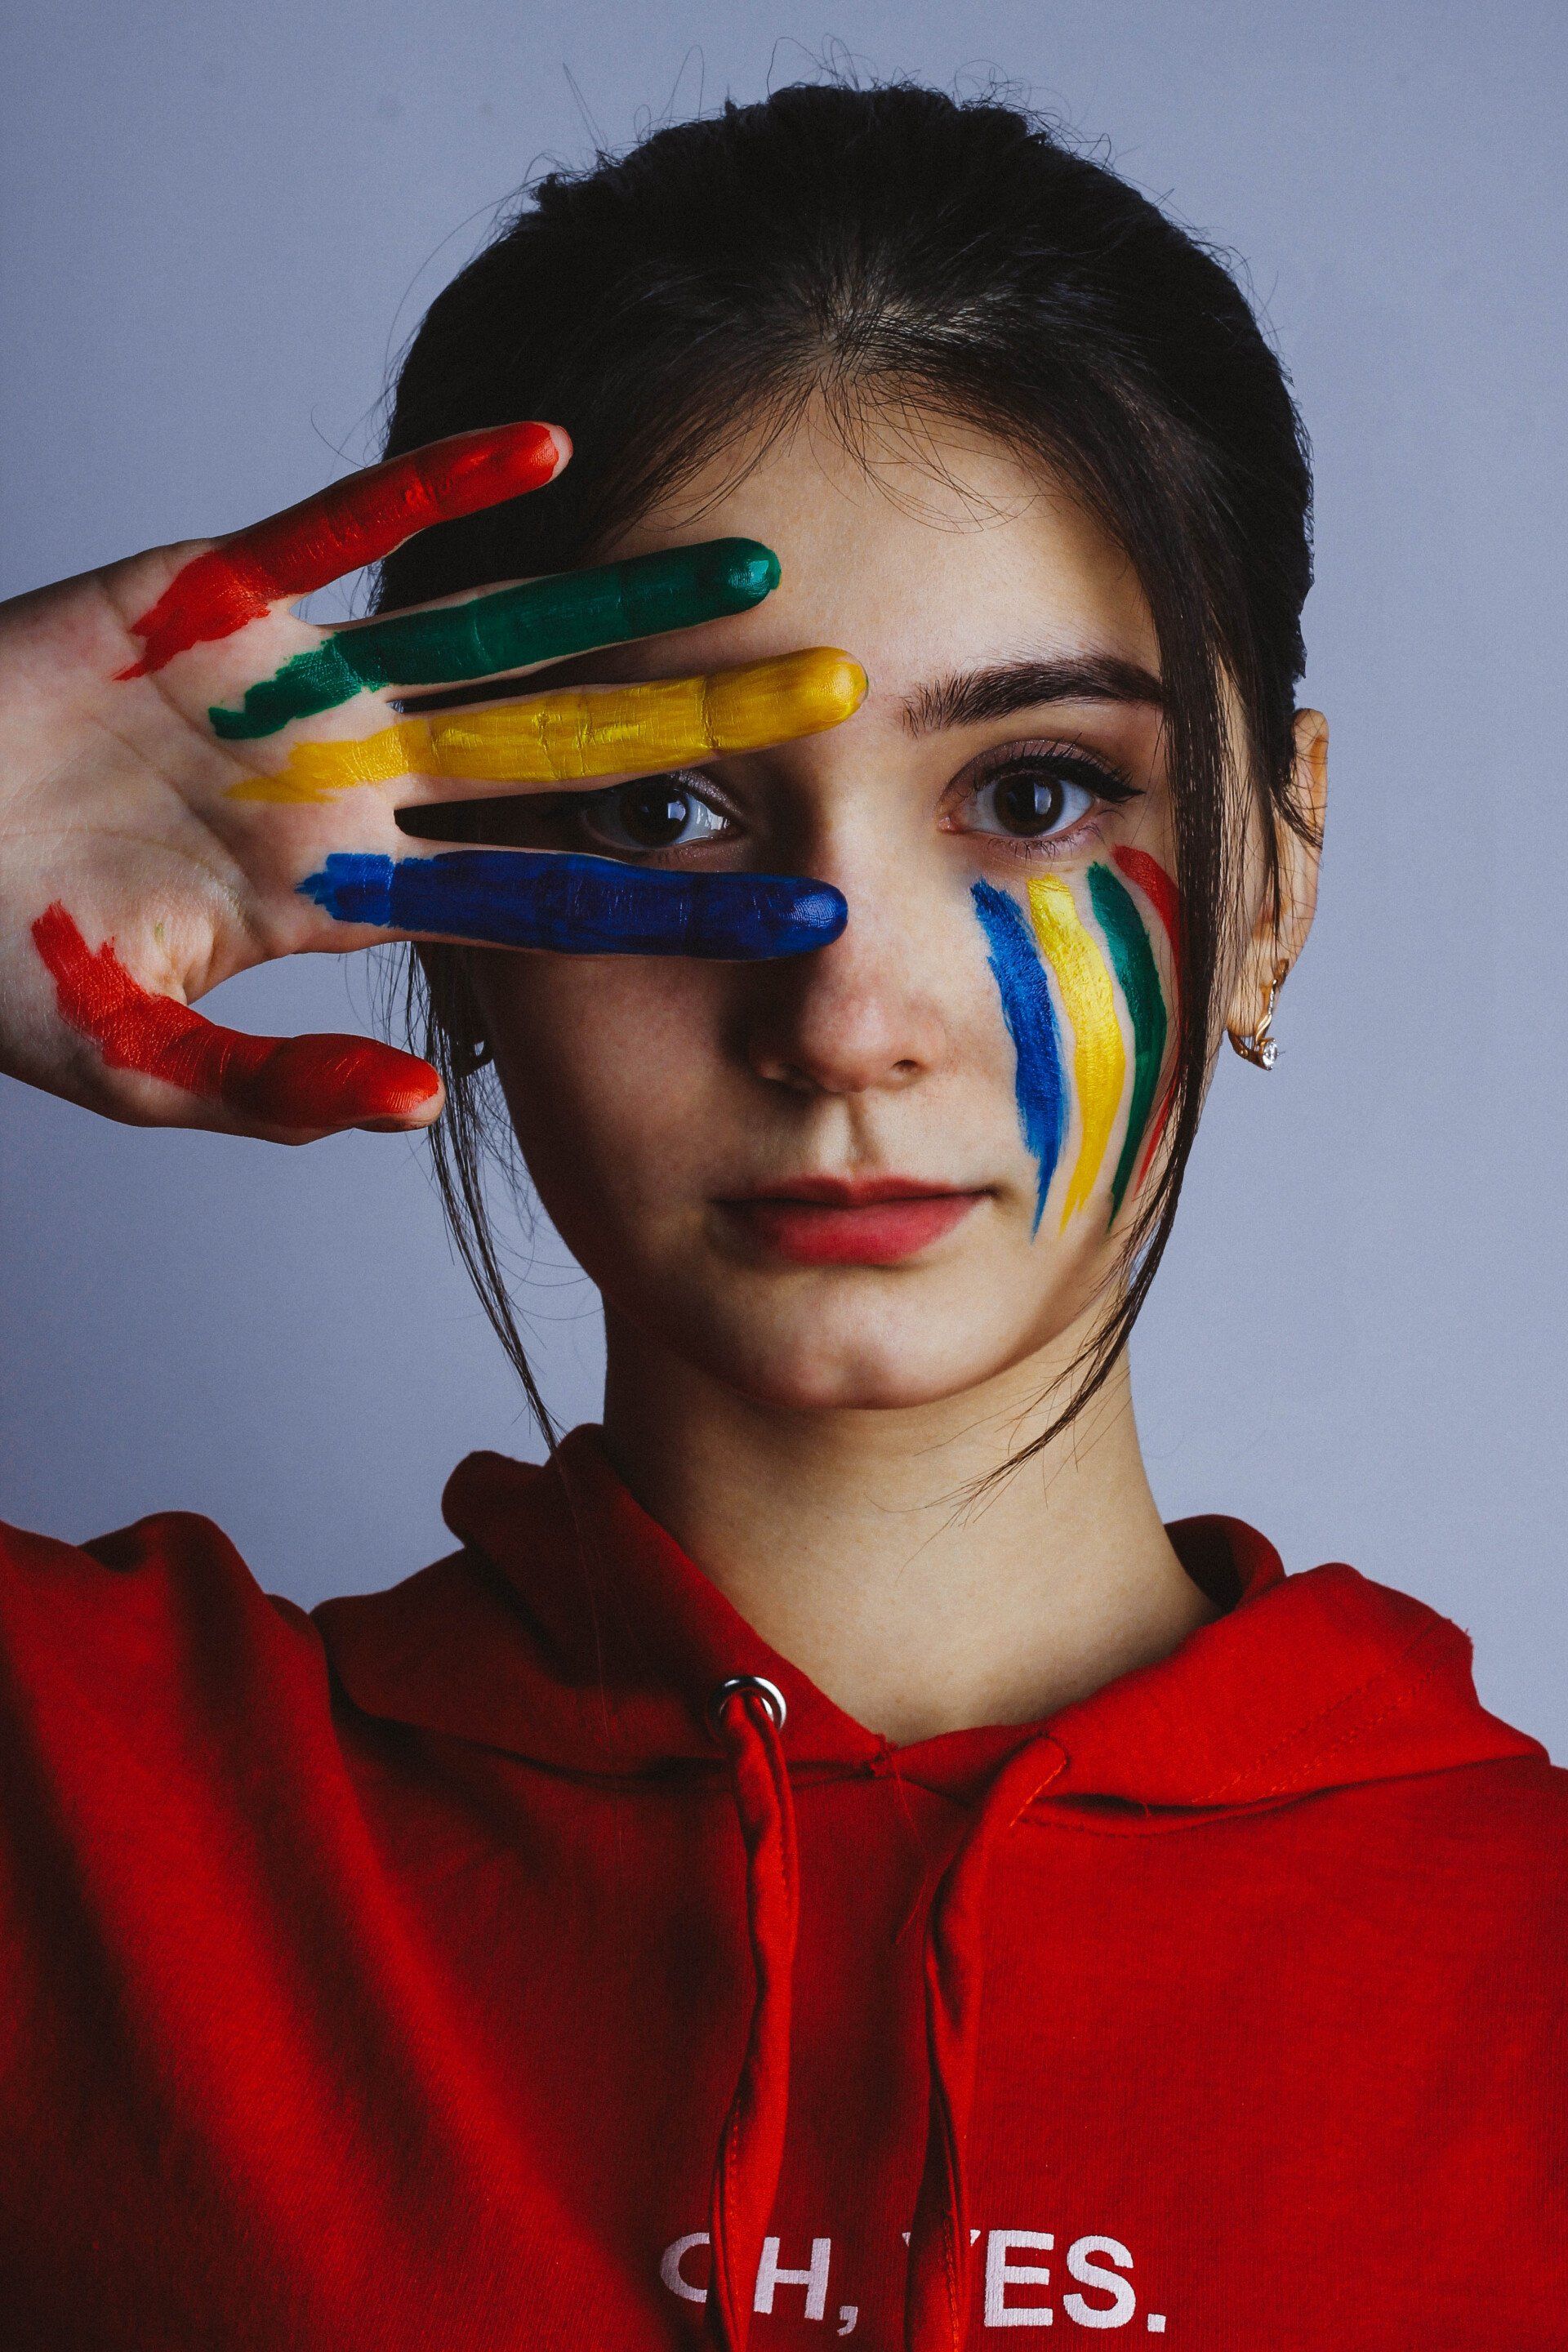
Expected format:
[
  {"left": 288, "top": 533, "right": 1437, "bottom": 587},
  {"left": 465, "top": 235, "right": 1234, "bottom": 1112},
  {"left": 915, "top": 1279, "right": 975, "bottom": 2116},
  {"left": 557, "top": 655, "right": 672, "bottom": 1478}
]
[{"left": 0, "top": 1427, "right": 1561, "bottom": 2349}]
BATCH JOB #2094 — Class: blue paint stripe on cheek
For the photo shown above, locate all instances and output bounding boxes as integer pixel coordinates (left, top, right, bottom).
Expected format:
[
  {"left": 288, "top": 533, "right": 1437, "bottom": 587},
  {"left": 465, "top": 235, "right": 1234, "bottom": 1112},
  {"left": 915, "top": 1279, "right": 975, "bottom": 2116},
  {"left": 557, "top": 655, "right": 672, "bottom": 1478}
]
[
  {"left": 972, "top": 879, "right": 1067, "bottom": 1234},
  {"left": 297, "top": 851, "right": 848, "bottom": 960}
]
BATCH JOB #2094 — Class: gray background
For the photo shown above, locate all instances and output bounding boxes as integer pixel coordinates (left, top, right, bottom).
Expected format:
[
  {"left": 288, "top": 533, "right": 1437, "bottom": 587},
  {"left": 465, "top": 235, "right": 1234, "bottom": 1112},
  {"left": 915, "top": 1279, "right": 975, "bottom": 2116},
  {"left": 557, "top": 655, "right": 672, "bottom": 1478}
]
[{"left": 2, "top": 0, "right": 1563, "bottom": 1753}]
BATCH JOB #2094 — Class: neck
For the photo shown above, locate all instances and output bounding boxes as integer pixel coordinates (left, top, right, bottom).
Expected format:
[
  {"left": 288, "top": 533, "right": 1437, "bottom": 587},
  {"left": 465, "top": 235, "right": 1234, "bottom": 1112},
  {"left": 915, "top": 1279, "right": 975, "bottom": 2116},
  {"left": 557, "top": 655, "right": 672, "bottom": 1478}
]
[{"left": 599, "top": 1317, "right": 1217, "bottom": 1744}]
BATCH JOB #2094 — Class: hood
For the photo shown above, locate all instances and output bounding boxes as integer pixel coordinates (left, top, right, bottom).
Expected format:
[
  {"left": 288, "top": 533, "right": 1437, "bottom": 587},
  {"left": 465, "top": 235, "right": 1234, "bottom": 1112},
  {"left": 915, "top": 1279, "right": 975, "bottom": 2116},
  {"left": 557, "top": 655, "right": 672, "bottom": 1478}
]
[
  {"left": 315, "top": 1423, "right": 1540, "bottom": 1812},
  {"left": 314, "top": 1427, "right": 1542, "bottom": 2352}
]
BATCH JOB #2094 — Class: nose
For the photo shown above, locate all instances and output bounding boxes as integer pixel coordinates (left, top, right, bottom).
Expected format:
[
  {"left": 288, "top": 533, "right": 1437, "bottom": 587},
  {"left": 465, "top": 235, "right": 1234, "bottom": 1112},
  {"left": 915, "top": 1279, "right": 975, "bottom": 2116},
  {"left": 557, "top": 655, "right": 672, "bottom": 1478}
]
[{"left": 742, "top": 861, "right": 951, "bottom": 1098}]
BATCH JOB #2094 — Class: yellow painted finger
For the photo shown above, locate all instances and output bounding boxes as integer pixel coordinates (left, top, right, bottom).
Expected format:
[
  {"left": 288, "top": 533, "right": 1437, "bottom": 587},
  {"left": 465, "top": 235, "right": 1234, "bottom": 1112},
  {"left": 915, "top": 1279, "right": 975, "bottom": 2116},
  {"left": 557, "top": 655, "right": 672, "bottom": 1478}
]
[
  {"left": 1027, "top": 874, "right": 1126, "bottom": 1225},
  {"left": 228, "top": 648, "right": 867, "bottom": 804}
]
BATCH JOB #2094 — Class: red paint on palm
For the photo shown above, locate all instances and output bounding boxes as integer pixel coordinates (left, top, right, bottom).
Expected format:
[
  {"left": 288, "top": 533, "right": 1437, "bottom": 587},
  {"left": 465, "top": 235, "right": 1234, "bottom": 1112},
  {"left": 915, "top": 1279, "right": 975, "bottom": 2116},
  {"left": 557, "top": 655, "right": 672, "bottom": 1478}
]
[
  {"left": 117, "top": 421, "right": 567, "bottom": 678},
  {"left": 32, "top": 903, "right": 440, "bottom": 1130},
  {"left": 1111, "top": 844, "right": 1185, "bottom": 1192}
]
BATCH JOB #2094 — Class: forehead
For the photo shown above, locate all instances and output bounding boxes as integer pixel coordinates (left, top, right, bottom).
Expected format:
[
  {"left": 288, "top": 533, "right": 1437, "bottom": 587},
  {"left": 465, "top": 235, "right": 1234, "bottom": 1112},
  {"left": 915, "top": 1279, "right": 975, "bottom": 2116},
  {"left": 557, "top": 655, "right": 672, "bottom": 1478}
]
[{"left": 593, "top": 407, "right": 1160, "bottom": 687}]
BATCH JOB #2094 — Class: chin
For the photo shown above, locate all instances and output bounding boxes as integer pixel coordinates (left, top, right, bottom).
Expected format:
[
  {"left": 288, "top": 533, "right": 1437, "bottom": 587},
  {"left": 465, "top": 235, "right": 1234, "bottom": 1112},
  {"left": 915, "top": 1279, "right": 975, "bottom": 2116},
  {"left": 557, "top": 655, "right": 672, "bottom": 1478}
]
[{"left": 691, "top": 1297, "right": 1042, "bottom": 1414}]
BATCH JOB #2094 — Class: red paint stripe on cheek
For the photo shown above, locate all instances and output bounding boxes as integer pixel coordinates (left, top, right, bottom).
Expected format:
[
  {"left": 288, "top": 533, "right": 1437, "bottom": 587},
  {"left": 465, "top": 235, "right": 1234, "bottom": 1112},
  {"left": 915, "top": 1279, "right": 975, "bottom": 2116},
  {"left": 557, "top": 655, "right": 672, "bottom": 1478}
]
[
  {"left": 1132, "top": 1089, "right": 1176, "bottom": 1192},
  {"left": 31, "top": 904, "right": 439, "bottom": 1129},
  {"left": 1111, "top": 844, "right": 1183, "bottom": 961},
  {"left": 1109, "top": 846, "right": 1185, "bottom": 1194},
  {"left": 118, "top": 421, "right": 566, "bottom": 678}
]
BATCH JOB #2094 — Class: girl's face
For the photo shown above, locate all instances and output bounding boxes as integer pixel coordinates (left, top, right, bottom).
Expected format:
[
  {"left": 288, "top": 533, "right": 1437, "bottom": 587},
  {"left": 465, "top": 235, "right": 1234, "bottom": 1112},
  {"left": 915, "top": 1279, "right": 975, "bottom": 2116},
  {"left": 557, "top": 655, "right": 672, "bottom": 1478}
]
[{"left": 471, "top": 418, "right": 1262, "bottom": 1413}]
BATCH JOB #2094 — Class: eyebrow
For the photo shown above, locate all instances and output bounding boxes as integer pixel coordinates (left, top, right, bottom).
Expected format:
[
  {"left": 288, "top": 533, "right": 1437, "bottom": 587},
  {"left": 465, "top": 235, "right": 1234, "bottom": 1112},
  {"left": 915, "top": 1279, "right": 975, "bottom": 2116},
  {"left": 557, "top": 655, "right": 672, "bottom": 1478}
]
[{"left": 901, "top": 653, "right": 1165, "bottom": 737}]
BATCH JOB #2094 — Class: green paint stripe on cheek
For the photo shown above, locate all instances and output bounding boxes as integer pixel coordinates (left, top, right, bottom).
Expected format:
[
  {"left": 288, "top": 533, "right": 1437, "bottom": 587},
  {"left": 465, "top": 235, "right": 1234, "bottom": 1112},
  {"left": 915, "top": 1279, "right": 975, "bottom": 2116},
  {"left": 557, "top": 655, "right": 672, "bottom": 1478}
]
[{"left": 1087, "top": 861, "right": 1167, "bottom": 1220}]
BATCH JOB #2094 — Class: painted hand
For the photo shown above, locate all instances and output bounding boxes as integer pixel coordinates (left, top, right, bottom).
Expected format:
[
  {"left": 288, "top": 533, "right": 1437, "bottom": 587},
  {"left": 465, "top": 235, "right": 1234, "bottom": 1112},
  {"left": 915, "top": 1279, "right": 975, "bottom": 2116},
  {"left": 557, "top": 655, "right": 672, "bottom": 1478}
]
[{"left": 0, "top": 427, "right": 864, "bottom": 1140}]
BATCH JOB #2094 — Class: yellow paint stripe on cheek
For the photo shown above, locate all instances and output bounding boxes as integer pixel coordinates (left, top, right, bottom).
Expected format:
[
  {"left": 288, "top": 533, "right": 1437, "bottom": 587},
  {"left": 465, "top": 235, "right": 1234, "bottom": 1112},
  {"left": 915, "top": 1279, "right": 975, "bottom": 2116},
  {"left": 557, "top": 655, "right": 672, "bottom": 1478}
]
[
  {"left": 1027, "top": 873, "right": 1126, "bottom": 1225},
  {"left": 227, "top": 648, "right": 866, "bottom": 803}
]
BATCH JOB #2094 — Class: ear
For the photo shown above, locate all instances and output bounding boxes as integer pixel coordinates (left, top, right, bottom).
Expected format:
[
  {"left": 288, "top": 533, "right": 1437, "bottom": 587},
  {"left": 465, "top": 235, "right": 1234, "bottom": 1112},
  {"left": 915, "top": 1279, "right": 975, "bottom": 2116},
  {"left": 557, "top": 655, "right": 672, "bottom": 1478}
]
[{"left": 1223, "top": 708, "right": 1328, "bottom": 1045}]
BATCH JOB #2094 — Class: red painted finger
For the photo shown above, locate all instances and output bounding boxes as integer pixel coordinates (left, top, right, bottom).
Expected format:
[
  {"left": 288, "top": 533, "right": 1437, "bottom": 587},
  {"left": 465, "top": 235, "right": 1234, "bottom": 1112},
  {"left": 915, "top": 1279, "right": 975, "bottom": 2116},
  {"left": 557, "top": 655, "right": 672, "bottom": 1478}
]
[
  {"left": 32, "top": 904, "right": 440, "bottom": 1133},
  {"left": 117, "top": 422, "right": 568, "bottom": 679}
]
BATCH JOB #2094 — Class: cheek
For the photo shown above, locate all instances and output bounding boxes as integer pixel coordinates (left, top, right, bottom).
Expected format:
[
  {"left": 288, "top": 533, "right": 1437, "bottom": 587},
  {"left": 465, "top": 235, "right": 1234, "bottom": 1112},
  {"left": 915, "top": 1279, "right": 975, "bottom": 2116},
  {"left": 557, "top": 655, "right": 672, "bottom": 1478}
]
[
  {"left": 973, "top": 851, "right": 1181, "bottom": 1232},
  {"left": 474, "top": 951, "right": 727, "bottom": 1211},
  {"left": 1088, "top": 853, "right": 1178, "bottom": 1214}
]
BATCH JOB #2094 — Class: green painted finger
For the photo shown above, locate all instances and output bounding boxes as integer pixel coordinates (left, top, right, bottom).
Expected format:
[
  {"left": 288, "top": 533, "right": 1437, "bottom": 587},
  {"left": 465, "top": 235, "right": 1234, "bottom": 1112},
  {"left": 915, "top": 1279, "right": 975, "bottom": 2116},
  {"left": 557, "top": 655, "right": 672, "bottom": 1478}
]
[{"left": 207, "top": 538, "right": 782, "bottom": 742}]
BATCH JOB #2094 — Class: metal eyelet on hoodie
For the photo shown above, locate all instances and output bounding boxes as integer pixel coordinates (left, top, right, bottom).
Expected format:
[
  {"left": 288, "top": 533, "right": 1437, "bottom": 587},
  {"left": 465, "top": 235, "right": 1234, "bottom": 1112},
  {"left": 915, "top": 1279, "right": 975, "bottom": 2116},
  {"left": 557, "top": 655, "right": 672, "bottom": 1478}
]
[{"left": 706, "top": 1673, "right": 788, "bottom": 1739}]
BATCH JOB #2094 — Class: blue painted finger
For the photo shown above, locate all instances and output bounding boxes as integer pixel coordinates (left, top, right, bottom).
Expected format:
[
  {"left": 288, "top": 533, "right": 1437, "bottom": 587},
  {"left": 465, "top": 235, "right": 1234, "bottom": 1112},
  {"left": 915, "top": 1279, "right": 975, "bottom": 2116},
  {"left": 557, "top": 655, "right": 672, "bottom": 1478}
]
[{"left": 298, "top": 850, "right": 848, "bottom": 960}]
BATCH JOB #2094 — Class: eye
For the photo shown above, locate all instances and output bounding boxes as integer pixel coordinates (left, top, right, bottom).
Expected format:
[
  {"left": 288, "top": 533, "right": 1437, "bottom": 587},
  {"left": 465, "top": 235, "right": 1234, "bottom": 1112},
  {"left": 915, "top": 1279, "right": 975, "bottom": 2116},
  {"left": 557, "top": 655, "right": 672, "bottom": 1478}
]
[
  {"left": 579, "top": 773, "right": 729, "bottom": 854},
  {"left": 956, "top": 752, "right": 1119, "bottom": 841}
]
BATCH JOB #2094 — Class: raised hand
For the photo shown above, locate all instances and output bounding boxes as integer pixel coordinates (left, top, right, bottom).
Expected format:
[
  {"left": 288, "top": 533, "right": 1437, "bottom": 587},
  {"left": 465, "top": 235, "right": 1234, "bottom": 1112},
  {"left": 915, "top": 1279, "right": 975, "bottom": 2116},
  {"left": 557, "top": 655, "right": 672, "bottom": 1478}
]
[{"left": 0, "top": 426, "right": 865, "bottom": 1141}]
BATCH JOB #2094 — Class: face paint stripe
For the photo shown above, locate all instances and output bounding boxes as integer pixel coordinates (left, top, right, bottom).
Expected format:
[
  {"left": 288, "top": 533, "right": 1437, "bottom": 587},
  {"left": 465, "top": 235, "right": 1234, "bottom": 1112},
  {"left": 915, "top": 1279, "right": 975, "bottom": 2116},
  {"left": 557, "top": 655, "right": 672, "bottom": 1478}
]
[
  {"left": 1110, "top": 844, "right": 1183, "bottom": 960},
  {"left": 1110, "top": 844, "right": 1184, "bottom": 1191},
  {"left": 297, "top": 851, "right": 849, "bottom": 960},
  {"left": 229, "top": 648, "right": 867, "bottom": 804},
  {"left": 207, "top": 540, "right": 782, "bottom": 742},
  {"left": 1086, "top": 863, "right": 1168, "bottom": 1220},
  {"left": 30, "top": 904, "right": 439, "bottom": 1126},
  {"left": 971, "top": 880, "right": 1067, "bottom": 1233},
  {"left": 1026, "top": 873, "right": 1126, "bottom": 1225},
  {"left": 117, "top": 423, "right": 565, "bottom": 679}
]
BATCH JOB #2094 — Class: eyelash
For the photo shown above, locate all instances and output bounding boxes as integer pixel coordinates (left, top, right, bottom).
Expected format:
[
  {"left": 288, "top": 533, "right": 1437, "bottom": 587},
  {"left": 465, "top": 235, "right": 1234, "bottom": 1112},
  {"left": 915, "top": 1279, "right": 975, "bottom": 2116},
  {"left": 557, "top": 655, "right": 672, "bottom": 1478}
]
[
  {"left": 940, "top": 741, "right": 1142, "bottom": 862},
  {"left": 529, "top": 739, "right": 1140, "bottom": 862}
]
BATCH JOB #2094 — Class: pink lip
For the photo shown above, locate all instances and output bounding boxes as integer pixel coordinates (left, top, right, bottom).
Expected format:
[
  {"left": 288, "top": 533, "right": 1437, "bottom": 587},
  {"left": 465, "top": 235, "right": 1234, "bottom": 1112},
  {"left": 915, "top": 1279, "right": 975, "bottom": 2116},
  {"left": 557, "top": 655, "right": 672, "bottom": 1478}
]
[{"left": 717, "top": 1177, "right": 987, "bottom": 1266}]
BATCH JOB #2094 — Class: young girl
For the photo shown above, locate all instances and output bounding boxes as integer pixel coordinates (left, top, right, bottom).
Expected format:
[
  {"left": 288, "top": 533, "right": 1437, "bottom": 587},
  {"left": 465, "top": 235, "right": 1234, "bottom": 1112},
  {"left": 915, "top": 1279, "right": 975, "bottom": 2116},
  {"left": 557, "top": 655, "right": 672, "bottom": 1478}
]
[{"left": 0, "top": 82, "right": 1560, "bottom": 2351}]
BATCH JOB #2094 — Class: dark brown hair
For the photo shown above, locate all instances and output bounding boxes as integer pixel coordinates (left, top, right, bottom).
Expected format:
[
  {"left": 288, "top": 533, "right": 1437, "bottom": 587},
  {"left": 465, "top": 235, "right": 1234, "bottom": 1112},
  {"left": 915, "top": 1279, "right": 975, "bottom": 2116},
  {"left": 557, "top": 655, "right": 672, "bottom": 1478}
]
[{"left": 375, "top": 78, "right": 1316, "bottom": 1456}]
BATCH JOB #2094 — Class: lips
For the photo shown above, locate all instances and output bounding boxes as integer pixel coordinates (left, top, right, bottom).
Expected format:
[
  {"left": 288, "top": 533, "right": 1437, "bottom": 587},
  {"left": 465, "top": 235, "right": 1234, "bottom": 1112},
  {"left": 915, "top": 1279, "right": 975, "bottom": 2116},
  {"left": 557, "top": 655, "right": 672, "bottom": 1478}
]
[{"left": 715, "top": 1176, "right": 987, "bottom": 1266}]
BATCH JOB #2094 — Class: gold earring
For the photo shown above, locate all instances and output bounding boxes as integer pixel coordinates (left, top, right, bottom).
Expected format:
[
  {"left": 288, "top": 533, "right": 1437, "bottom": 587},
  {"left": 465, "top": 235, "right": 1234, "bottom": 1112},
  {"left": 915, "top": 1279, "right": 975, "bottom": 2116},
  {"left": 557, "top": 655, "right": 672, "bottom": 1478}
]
[{"left": 1228, "top": 960, "right": 1290, "bottom": 1069}]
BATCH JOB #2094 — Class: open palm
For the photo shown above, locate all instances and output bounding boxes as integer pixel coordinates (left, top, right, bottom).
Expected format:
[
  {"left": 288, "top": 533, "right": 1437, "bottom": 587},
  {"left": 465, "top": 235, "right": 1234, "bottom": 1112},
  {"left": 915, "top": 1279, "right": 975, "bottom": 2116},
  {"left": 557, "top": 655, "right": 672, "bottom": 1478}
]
[{"left": 0, "top": 425, "right": 862, "bottom": 1140}]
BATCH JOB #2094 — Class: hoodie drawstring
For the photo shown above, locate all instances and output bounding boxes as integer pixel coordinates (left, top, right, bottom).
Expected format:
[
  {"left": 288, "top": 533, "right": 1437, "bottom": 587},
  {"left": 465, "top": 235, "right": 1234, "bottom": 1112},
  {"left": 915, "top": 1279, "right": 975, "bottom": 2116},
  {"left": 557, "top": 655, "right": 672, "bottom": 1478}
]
[
  {"left": 705, "top": 1677, "right": 799, "bottom": 2352},
  {"left": 705, "top": 1682, "right": 1062, "bottom": 2352},
  {"left": 903, "top": 1739, "right": 1066, "bottom": 2352}
]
